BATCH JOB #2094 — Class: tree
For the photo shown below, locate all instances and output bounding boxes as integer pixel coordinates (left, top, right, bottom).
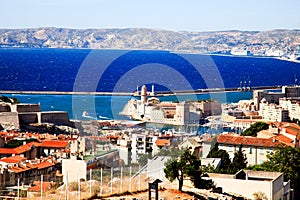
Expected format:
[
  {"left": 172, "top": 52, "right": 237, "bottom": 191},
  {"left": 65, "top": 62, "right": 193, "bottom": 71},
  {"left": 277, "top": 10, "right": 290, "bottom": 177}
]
[
  {"left": 241, "top": 121, "right": 269, "bottom": 137},
  {"left": 138, "top": 153, "right": 150, "bottom": 166},
  {"left": 247, "top": 147, "right": 300, "bottom": 199},
  {"left": 230, "top": 145, "right": 247, "bottom": 173},
  {"left": 155, "top": 148, "right": 183, "bottom": 158},
  {"left": 0, "top": 96, "right": 19, "bottom": 104},
  {"left": 207, "top": 144, "right": 231, "bottom": 173},
  {"left": 164, "top": 148, "right": 201, "bottom": 191}
]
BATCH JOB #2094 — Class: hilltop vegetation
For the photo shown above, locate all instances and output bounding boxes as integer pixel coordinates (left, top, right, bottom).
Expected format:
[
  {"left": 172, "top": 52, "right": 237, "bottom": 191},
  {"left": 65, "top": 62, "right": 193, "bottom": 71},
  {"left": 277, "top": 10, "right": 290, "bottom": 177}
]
[{"left": 0, "top": 28, "right": 300, "bottom": 54}]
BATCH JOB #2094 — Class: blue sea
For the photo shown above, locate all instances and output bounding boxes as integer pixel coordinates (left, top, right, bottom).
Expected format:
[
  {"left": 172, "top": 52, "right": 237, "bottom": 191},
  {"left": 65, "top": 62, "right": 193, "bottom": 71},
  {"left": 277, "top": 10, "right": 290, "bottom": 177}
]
[{"left": 0, "top": 48, "right": 299, "bottom": 122}]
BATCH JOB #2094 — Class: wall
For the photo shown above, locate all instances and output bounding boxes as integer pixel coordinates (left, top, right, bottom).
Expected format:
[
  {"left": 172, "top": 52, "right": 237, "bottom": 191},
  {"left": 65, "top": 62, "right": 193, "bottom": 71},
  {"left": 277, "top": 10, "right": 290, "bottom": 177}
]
[
  {"left": 41, "top": 111, "right": 69, "bottom": 124},
  {"left": 13, "top": 104, "right": 41, "bottom": 112},
  {"left": 204, "top": 177, "right": 272, "bottom": 199},
  {"left": 0, "top": 112, "right": 19, "bottom": 129},
  {"left": 0, "top": 104, "right": 10, "bottom": 112},
  {"left": 18, "top": 113, "right": 38, "bottom": 124},
  {"left": 62, "top": 158, "right": 87, "bottom": 183}
]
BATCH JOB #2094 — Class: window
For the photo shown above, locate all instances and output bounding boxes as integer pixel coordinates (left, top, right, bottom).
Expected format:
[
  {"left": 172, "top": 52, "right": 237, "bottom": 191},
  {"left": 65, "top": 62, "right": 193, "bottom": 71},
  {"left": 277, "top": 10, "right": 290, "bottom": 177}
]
[
  {"left": 267, "top": 148, "right": 273, "bottom": 154},
  {"left": 249, "top": 147, "right": 252, "bottom": 154},
  {"left": 259, "top": 148, "right": 264, "bottom": 155},
  {"left": 228, "top": 145, "right": 234, "bottom": 152},
  {"left": 248, "top": 158, "right": 252, "bottom": 165}
]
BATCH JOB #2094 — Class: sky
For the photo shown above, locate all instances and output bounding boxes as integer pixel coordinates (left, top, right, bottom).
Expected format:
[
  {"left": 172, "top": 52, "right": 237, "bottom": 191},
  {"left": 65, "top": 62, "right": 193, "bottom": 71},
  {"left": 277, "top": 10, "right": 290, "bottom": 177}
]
[{"left": 0, "top": 0, "right": 299, "bottom": 32}]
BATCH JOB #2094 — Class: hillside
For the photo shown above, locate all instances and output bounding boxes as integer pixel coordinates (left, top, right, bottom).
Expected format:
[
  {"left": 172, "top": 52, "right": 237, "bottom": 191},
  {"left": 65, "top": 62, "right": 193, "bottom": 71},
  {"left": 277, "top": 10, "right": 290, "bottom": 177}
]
[{"left": 1, "top": 27, "right": 300, "bottom": 54}]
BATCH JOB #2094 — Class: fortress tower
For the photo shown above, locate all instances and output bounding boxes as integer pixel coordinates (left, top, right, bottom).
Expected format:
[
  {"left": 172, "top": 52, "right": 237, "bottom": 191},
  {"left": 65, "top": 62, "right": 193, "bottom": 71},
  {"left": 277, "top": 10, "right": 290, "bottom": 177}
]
[
  {"left": 141, "top": 85, "right": 147, "bottom": 103},
  {"left": 150, "top": 84, "right": 155, "bottom": 96}
]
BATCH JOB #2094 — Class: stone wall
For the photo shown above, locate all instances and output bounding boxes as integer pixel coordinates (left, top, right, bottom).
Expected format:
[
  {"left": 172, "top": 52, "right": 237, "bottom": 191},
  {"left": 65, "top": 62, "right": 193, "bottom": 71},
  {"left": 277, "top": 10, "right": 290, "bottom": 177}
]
[{"left": 0, "top": 112, "right": 19, "bottom": 129}]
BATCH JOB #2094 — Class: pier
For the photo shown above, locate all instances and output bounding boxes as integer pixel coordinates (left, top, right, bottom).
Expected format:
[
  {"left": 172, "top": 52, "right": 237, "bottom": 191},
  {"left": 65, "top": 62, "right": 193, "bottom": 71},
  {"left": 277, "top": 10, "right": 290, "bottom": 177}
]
[{"left": 0, "top": 86, "right": 281, "bottom": 96}]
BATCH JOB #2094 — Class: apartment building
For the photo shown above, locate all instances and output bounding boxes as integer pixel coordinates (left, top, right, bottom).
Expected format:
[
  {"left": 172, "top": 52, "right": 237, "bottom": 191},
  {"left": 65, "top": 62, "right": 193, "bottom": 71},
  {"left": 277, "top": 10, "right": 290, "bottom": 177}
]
[
  {"left": 260, "top": 101, "right": 289, "bottom": 122},
  {"left": 280, "top": 97, "right": 300, "bottom": 121}
]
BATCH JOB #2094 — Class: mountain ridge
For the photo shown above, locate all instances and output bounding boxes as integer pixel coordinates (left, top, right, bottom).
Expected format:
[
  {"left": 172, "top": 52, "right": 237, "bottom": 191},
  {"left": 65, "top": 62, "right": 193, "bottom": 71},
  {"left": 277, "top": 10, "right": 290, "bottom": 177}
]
[{"left": 1, "top": 27, "right": 300, "bottom": 54}]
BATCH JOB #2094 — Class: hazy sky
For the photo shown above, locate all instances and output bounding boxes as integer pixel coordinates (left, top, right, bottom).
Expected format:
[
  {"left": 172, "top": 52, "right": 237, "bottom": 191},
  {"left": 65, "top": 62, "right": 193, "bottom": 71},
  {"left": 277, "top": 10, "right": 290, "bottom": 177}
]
[{"left": 1, "top": 0, "right": 299, "bottom": 31}]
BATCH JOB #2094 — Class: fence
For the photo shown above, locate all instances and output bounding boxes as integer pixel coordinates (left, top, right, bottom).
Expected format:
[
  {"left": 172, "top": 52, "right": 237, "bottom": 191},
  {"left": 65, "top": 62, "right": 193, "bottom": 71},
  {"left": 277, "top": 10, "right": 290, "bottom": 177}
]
[{"left": 57, "top": 166, "right": 149, "bottom": 199}]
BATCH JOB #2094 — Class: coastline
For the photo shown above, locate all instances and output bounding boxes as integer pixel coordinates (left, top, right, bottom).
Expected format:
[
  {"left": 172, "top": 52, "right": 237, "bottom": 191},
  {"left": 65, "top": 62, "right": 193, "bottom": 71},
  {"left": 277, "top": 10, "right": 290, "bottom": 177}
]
[{"left": 0, "top": 86, "right": 281, "bottom": 96}]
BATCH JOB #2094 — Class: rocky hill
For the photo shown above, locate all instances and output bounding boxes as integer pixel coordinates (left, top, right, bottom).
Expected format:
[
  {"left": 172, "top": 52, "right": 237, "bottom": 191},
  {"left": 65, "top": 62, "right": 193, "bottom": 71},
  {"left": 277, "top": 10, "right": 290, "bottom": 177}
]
[{"left": 0, "top": 27, "right": 300, "bottom": 54}]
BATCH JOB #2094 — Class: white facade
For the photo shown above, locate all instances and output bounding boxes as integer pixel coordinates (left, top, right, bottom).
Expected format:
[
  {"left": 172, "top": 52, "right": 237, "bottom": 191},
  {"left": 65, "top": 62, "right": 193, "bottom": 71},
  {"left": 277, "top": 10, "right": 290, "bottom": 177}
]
[
  {"left": 204, "top": 170, "right": 290, "bottom": 200},
  {"left": 131, "top": 134, "right": 157, "bottom": 163},
  {"left": 260, "top": 102, "right": 289, "bottom": 122},
  {"left": 62, "top": 158, "right": 87, "bottom": 183},
  {"left": 280, "top": 97, "right": 300, "bottom": 121}
]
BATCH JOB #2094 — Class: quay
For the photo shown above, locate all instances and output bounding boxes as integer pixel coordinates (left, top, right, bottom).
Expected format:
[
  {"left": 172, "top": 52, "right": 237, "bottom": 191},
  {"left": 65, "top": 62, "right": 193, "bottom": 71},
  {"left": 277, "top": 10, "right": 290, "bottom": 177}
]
[{"left": 0, "top": 86, "right": 281, "bottom": 96}]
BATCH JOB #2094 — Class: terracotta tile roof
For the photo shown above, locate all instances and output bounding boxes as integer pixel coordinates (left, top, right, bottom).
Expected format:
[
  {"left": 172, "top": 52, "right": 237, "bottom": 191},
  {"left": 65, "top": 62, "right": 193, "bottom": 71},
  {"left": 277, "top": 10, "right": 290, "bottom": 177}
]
[
  {"left": 9, "top": 166, "right": 27, "bottom": 173},
  {"left": 217, "top": 134, "right": 282, "bottom": 147},
  {"left": 35, "top": 160, "right": 54, "bottom": 170},
  {"left": 274, "top": 134, "right": 295, "bottom": 147},
  {"left": 284, "top": 125, "right": 300, "bottom": 137},
  {"left": 28, "top": 181, "right": 54, "bottom": 192},
  {"left": 13, "top": 142, "right": 40, "bottom": 154},
  {"left": 0, "top": 155, "right": 27, "bottom": 163},
  {"left": 39, "top": 140, "right": 69, "bottom": 148},
  {"left": 155, "top": 139, "right": 170, "bottom": 147},
  {"left": 0, "top": 148, "right": 17, "bottom": 155}
]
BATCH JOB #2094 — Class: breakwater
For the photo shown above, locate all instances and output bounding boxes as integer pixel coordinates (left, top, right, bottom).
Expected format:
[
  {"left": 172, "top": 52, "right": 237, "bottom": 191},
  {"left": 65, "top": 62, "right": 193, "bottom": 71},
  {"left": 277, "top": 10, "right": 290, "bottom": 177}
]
[{"left": 0, "top": 86, "right": 281, "bottom": 96}]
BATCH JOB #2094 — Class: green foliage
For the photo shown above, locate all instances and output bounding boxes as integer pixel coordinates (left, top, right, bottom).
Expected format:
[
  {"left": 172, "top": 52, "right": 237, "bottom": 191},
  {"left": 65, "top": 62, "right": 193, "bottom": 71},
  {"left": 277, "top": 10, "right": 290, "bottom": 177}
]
[
  {"left": 241, "top": 121, "right": 269, "bottom": 137},
  {"left": 206, "top": 144, "right": 247, "bottom": 174},
  {"left": 247, "top": 147, "right": 300, "bottom": 199},
  {"left": 155, "top": 148, "right": 183, "bottom": 158},
  {"left": 5, "top": 138, "right": 39, "bottom": 148},
  {"left": 207, "top": 144, "right": 231, "bottom": 173},
  {"left": 0, "top": 96, "right": 20, "bottom": 104},
  {"left": 230, "top": 145, "right": 248, "bottom": 174},
  {"left": 138, "top": 153, "right": 150, "bottom": 166},
  {"left": 164, "top": 148, "right": 201, "bottom": 191}
]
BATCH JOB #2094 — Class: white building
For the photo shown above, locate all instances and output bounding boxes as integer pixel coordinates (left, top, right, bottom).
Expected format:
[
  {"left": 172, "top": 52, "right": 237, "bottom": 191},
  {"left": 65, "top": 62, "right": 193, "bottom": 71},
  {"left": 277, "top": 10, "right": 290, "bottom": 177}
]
[
  {"left": 131, "top": 133, "right": 158, "bottom": 163},
  {"left": 280, "top": 97, "right": 300, "bottom": 121},
  {"left": 203, "top": 170, "right": 290, "bottom": 200},
  {"left": 217, "top": 133, "right": 281, "bottom": 166},
  {"left": 260, "top": 100, "right": 289, "bottom": 122}
]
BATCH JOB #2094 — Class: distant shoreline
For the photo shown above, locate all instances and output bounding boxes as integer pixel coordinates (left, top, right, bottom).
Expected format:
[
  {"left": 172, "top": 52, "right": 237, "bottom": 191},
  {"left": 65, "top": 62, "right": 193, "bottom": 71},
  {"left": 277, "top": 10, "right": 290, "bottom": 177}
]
[{"left": 0, "top": 86, "right": 281, "bottom": 96}]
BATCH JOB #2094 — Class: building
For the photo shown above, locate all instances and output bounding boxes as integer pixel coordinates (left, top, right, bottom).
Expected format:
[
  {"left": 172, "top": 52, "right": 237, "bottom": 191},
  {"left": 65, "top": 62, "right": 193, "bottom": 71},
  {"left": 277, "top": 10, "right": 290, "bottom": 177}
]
[
  {"left": 131, "top": 133, "right": 157, "bottom": 163},
  {"left": 121, "top": 85, "right": 222, "bottom": 125},
  {"left": 260, "top": 102, "right": 289, "bottom": 122},
  {"left": 178, "top": 138, "right": 201, "bottom": 159},
  {"left": 253, "top": 86, "right": 300, "bottom": 110},
  {"left": 203, "top": 170, "right": 290, "bottom": 200},
  {"left": 0, "top": 102, "right": 72, "bottom": 130},
  {"left": 61, "top": 157, "right": 87, "bottom": 183},
  {"left": 217, "top": 133, "right": 282, "bottom": 165},
  {"left": 280, "top": 97, "right": 300, "bottom": 121},
  {"left": 0, "top": 155, "right": 60, "bottom": 187}
]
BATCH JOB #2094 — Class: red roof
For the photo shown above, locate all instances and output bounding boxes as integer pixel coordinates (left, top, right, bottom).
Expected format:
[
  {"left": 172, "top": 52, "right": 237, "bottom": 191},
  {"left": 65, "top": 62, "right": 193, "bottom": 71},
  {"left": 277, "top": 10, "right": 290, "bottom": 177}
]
[
  {"left": 14, "top": 142, "right": 40, "bottom": 154},
  {"left": 9, "top": 166, "right": 28, "bottom": 173},
  {"left": 155, "top": 139, "right": 170, "bottom": 147},
  {"left": 35, "top": 161, "right": 54, "bottom": 170},
  {"left": 274, "top": 134, "right": 295, "bottom": 147},
  {"left": 0, "top": 155, "right": 27, "bottom": 163},
  {"left": 217, "top": 134, "right": 282, "bottom": 147},
  {"left": 39, "top": 140, "right": 69, "bottom": 148},
  {"left": 0, "top": 148, "right": 17, "bottom": 155}
]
